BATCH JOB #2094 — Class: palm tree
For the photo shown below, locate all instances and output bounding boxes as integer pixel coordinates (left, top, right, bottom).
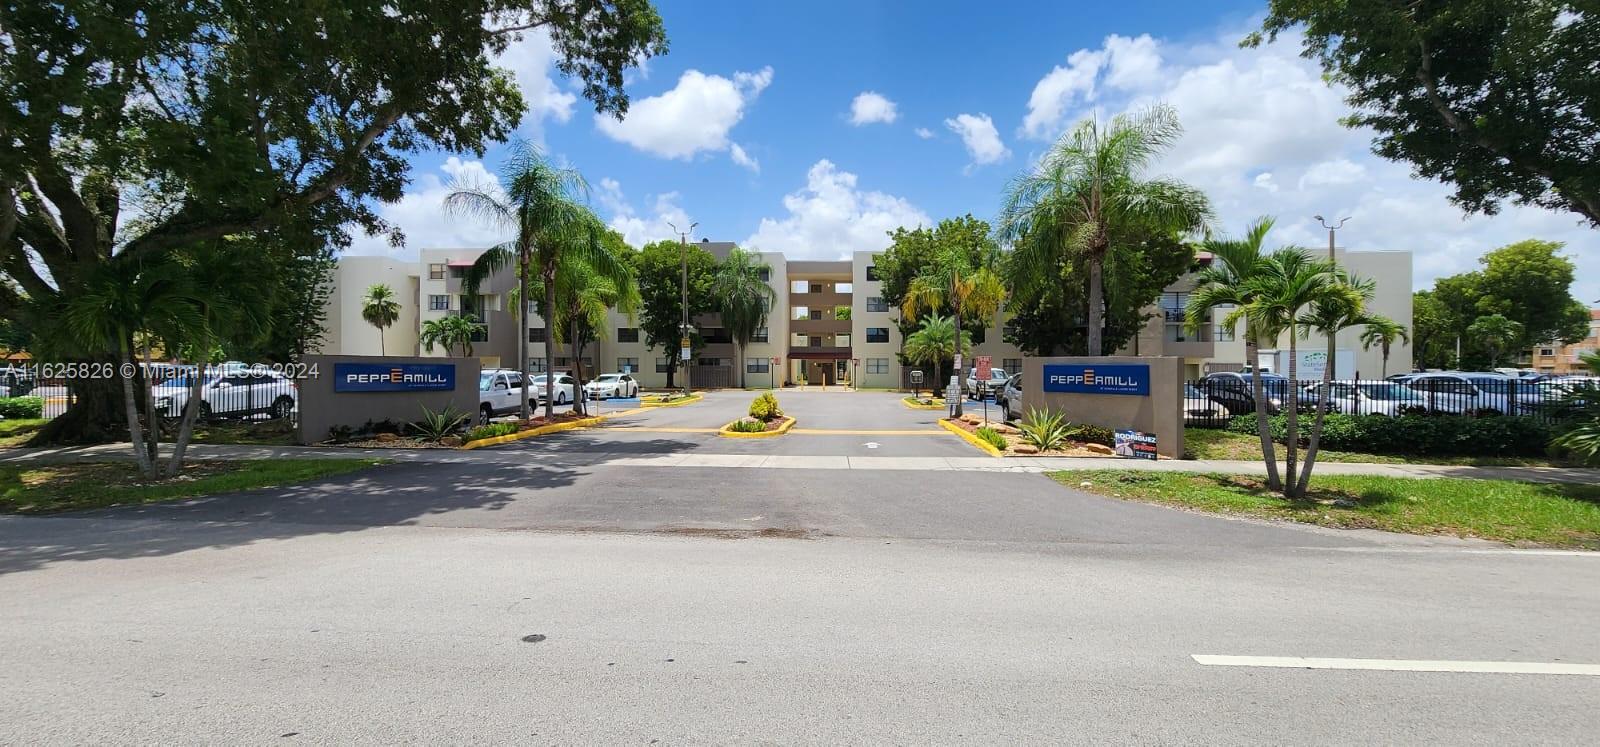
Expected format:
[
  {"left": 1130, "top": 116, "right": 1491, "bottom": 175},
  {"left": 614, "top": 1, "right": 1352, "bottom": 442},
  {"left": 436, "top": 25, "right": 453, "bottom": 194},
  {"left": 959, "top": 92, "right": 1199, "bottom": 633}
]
[
  {"left": 421, "top": 314, "right": 483, "bottom": 358},
  {"left": 1358, "top": 317, "right": 1410, "bottom": 379},
  {"left": 1187, "top": 217, "right": 1286, "bottom": 491},
  {"left": 710, "top": 247, "right": 777, "bottom": 388},
  {"left": 997, "top": 104, "right": 1210, "bottom": 357},
  {"left": 1235, "top": 248, "right": 1343, "bottom": 498},
  {"left": 902, "top": 314, "right": 970, "bottom": 401},
  {"left": 446, "top": 141, "right": 622, "bottom": 420},
  {"left": 1295, "top": 275, "right": 1381, "bottom": 497},
  {"left": 360, "top": 284, "right": 401, "bottom": 356},
  {"left": 1467, "top": 314, "right": 1523, "bottom": 367},
  {"left": 902, "top": 246, "right": 1005, "bottom": 416}
]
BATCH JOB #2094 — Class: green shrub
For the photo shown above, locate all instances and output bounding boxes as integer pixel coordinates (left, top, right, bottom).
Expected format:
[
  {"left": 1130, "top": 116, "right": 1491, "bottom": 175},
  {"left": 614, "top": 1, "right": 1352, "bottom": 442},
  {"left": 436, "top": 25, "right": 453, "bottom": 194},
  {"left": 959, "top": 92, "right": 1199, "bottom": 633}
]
[
  {"left": 411, "top": 405, "right": 468, "bottom": 442},
  {"left": 1065, "top": 422, "right": 1114, "bottom": 446},
  {"left": 729, "top": 417, "right": 768, "bottom": 433},
  {"left": 465, "top": 422, "right": 518, "bottom": 442},
  {"left": 749, "top": 391, "right": 782, "bottom": 420},
  {"left": 1225, "top": 413, "right": 1553, "bottom": 457},
  {"left": 1019, "top": 408, "right": 1072, "bottom": 451},
  {"left": 975, "top": 426, "right": 1007, "bottom": 451},
  {"left": 0, "top": 396, "right": 44, "bottom": 419}
]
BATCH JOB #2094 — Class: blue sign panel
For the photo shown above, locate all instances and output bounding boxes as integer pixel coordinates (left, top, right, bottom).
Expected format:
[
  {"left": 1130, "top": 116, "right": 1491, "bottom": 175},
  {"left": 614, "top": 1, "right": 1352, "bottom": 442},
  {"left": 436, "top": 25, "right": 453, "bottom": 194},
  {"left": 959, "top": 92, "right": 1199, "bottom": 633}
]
[
  {"left": 1041, "top": 364, "right": 1150, "bottom": 396},
  {"left": 333, "top": 363, "right": 456, "bottom": 392}
]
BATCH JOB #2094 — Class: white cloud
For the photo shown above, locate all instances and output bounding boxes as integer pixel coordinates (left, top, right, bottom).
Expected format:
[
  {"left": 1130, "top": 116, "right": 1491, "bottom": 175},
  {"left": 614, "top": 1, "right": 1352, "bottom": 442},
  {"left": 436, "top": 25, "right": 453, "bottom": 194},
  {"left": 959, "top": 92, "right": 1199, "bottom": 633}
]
[
  {"left": 944, "top": 113, "right": 1010, "bottom": 167},
  {"left": 744, "top": 160, "right": 931, "bottom": 259},
  {"left": 594, "top": 65, "right": 773, "bottom": 168},
  {"left": 914, "top": 127, "right": 934, "bottom": 139},
  {"left": 1020, "top": 27, "right": 1600, "bottom": 302},
  {"left": 849, "top": 91, "right": 899, "bottom": 125},
  {"left": 493, "top": 29, "right": 578, "bottom": 133},
  {"left": 343, "top": 158, "right": 510, "bottom": 256},
  {"left": 596, "top": 178, "right": 694, "bottom": 248},
  {"left": 729, "top": 143, "right": 759, "bottom": 173}
]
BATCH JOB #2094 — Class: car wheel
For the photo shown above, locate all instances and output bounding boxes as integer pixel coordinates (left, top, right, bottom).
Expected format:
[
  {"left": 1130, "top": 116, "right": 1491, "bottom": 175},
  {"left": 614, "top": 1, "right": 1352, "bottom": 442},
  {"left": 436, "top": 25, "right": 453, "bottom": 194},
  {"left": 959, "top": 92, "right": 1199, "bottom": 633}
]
[
  {"left": 557, "top": 391, "right": 568, "bottom": 405},
  {"left": 479, "top": 404, "right": 493, "bottom": 425},
  {"left": 271, "top": 397, "right": 294, "bottom": 420}
]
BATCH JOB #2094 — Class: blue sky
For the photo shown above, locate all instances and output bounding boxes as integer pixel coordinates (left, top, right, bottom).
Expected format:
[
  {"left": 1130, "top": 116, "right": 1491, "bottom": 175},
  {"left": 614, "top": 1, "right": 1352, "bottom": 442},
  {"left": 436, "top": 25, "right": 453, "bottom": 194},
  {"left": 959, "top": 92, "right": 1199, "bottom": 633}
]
[{"left": 349, "top": 0, "right": 1599, "bottom": 304}]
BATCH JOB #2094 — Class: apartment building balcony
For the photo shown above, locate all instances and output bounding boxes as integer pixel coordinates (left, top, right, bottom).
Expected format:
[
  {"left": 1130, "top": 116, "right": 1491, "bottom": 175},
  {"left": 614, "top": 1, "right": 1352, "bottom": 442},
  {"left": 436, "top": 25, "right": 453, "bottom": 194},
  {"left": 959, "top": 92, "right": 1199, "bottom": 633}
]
[
  {"left": 790, "top": 291, "right": 852, "bottom": 308},
  {"left": 789, "top": 345, "right": 851, "bottom": 360},
  {"left": 790, "top": 318, "right": 851, "bottom": 335}
]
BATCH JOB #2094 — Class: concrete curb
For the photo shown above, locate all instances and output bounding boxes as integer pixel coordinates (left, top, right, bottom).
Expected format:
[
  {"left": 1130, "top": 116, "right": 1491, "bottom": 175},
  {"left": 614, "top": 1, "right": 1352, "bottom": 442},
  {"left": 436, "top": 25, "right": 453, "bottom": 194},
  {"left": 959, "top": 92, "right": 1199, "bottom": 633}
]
[
  {"left": 640, "top": 393, "right": 704, "bottom": 409},
  {"left": 901, "top": 397, "right": 946, "bottom": 411},
  {"left": 460, "top": 415, "right": 607, "bottom": 449},
  {"left": 718, "top": 416, "right": 797, "bottom": 438},
  {"left": 938, "top": 418, "right": 1005, "bottom": 458}
]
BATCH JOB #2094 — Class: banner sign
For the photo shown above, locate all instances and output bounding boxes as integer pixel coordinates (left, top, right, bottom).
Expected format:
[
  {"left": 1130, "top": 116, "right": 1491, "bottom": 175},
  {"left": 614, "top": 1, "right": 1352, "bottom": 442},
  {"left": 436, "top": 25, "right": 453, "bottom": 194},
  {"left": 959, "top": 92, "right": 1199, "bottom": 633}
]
[
  {"left": 1041, "top": 364, "right": 1150, "bottom": 396},
  {"left": 334, "top": 363, "right": 456, "bottom": 393},
  {"left": 1114, "top": 429, "right": 1158, "bottom": 460},
  {"left": 974, "top": 355, "right": 992, "bottom": 379}
]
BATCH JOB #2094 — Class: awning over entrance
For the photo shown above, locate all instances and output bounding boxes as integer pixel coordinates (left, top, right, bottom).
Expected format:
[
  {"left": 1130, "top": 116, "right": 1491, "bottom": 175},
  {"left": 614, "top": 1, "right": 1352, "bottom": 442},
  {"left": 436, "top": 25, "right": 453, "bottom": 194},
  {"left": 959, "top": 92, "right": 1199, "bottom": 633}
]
[{"left": 789, "top": 349, "right": 851, "bottom": 360}]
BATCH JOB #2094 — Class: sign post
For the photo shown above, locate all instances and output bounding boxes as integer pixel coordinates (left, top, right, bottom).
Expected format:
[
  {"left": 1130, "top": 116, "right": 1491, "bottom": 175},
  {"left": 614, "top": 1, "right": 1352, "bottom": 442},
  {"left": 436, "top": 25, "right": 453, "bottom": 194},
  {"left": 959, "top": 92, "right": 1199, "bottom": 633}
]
[
  {"left": 770, "top": 357, "right": 778, "bottom": 390},
  {"left": 973, "top": 355, "right": 992, "bottom": 423},
  {"left": 909, "top": 369, "right": 924, "bottom": 397}
]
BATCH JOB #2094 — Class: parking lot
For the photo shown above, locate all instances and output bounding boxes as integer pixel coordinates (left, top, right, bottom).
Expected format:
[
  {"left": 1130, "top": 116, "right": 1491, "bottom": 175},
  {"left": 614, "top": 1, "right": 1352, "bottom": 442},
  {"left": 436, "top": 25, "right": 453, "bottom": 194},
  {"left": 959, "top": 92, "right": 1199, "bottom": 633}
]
[{"left": 506, "top": 388, "right": 985, "bottom": 459}]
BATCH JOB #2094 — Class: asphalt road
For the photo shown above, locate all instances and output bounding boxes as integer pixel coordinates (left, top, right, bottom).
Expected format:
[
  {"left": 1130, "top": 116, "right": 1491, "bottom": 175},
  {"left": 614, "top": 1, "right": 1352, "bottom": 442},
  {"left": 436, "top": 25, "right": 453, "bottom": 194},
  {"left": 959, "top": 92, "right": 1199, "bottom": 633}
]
[{"left": 3, "top": 389, "right": 1599, "bottom": 743}]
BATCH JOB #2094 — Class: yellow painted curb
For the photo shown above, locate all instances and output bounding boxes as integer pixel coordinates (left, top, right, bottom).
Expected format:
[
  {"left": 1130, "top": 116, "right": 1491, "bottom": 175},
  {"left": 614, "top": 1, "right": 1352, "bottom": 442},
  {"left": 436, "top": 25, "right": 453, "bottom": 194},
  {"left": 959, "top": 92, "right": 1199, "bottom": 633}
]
[
  {"left": 461, "top": 415, "right": 606, "bottom": 449},
  {"left": 717, "top": 416, "right": 797, "bottom": 438},
  {"left": 938, "top": 418, "right": 1005, "bottom": 458},
  {"left": 640, "top": 393, "right": 704, "bottom": 408},
  {"left": 901, "top": 397, "right": 945, "bottom": 411}
]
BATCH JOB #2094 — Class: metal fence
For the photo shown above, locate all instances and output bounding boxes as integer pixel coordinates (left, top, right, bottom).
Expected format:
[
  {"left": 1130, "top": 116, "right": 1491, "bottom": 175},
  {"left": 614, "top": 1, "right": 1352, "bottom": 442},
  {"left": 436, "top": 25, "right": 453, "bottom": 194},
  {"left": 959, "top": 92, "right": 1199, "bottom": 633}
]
[
  {"left": 1184, "top": 376, "right": 1594, "bottom": 428},
  {"left": 7, "top": 362, "right": 301, "bottom": 426}
]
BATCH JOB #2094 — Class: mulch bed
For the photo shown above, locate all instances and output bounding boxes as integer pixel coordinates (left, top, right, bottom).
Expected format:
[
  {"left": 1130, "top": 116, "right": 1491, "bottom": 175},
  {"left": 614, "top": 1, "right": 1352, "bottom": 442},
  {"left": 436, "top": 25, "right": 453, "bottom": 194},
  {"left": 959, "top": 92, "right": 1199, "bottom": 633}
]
[{"left": 943, "top": 417, "right": 1112, "bottom": 457}]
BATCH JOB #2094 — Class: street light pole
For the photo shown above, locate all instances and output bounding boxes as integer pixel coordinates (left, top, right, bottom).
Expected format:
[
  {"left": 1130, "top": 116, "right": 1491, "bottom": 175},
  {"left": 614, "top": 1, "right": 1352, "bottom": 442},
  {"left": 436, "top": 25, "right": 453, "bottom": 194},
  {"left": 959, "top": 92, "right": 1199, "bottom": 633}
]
[
  {"left": 1314, "top": 214, "right": 1350, "bottom": 261},
  {"left": 669, "top": 221, "right": 698, "bottom": 397},
  {"left": 1314, "top": 215, "right": 1352, "bottom": 381}
]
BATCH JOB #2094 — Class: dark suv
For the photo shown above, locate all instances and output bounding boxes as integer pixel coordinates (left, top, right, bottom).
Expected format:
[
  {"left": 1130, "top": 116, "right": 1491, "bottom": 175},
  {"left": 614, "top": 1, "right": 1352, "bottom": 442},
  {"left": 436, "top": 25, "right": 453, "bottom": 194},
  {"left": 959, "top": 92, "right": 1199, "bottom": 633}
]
[{"left": 1195, "top": 371, "right": 1297, "bottom": 416}]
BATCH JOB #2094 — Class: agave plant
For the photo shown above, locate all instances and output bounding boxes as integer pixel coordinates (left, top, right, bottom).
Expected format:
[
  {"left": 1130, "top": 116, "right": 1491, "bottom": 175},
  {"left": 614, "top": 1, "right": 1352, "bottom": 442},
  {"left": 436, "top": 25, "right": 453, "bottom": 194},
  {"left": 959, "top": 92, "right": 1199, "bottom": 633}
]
[
  {"left": 1018, "top": 407, "right": 1073, "bottom": 451},
  {"left": 412, "top": 405, "right": 469, "bottom": 442}
]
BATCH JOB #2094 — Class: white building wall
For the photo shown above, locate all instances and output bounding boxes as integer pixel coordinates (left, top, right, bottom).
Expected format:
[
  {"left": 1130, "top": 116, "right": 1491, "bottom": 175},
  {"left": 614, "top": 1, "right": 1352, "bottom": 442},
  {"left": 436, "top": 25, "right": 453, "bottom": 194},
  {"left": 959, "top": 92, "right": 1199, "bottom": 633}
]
[{"left": 316, "top": 256, "right": 419, "bottom": 357}]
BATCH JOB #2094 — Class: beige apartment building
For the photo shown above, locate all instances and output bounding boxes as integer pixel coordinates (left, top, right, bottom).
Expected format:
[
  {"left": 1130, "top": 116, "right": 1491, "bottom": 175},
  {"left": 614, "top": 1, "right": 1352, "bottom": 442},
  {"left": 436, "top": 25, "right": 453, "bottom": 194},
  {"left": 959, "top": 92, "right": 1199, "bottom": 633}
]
[
  {"left": 1528, "top": 309, "right": 1600, "bottom": 375},
  {"left": 319, "top": 242, "right": 1413, "bottom": 387}
]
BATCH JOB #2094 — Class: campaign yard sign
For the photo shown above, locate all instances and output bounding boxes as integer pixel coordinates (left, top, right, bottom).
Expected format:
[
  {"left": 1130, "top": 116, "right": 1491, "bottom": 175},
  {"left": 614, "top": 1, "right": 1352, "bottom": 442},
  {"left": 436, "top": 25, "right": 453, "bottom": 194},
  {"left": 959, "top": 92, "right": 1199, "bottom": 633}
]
[
  {"left": 1041, "top": 364, "right": 1150, "bottom": 396},
  {"left": 334, "top": 363, "right": 456, "bottom": 392},
  {"left": 1114, "top": 430, "right": 1158, "bottom": 460}
]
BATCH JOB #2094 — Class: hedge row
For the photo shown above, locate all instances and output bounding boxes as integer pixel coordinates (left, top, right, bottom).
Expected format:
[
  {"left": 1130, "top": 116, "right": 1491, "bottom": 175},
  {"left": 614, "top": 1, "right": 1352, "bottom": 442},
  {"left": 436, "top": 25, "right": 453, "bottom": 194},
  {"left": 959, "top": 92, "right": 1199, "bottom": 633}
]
[
  {"left": 1224, "top": 413, "right": 1553, "bottom": 457},
  {"left": 0, "top": 396, "right": 44, "bottom": 419}
]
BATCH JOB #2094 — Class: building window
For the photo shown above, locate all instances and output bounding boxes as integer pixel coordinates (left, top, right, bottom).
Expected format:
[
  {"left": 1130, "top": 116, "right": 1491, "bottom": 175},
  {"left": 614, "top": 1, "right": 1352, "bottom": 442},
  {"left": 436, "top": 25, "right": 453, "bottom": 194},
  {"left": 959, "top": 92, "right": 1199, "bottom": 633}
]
[
  {"left": 810, "top": 282, "right": 823, "bottom": 293},
  {"left": 698, "top": 357, "right": 727, "bottom": 367},
  {"left": 866, "top": 296, "right": 888, "bottom": 312},
  {"left": 747, "top": 359, "right": 770, "bottom": 374},
  {"left": 1002, "top": 322, "right": 1018, "bottom": 339},
  {"left": 528, "top": 358, "right": 546, "bottom": 373},
  {"left": 428, "top": 263, "right": 446, "bottom": 280},
  {"left": 866, "top": 327, "right": 889, "bottom": 343},
  {"left": 703, "top": 327, "right": 731, "bottom": 344},
  {"left": 1003, "top": 358, "right": 1022, "bottom": 375},
  {"left": 757, "top": 268, "right": 771, "bottom": 282},
  {"left": 655, "top": 357, "right": 671, "bottom": 373},
  {"left": 1214, "top": 323, "right": 1236, "bottom": 342},
  {"left": 428, "top": 295, "right": 449, "bottom": 311},
  {"left": 449, "top": 266, "right": 467, "bottom": 279},
  {"left": 554, "top": 357, "right": 570, "bottom": 368},
  {"left": 836, "top": 334, "right": 850, "bottom": 347},
  {"left": 792, "top": 306, "right": 810, "bottom": 320},
  {"left": 617, "top": 357, "right": 639, "bottom": 373},
  {"left": 866, "top": 358, "right": 889, "bottom": 374},
  {"left": 808, "top": 336, "right": 822, "bottom": 348},
  {"left": 752, "top": 327, "right": 769, "bottom": 343},
  {"left": 1539, "top": 347, "right": 1556, "bottom": 357},
  {"left": 528, "top": 327, "right": 546, "bottom": 343},
  {"left": 809, "top": 309, "right": 823, "bottom": 320},
  {"left": 617, "top": 327, "right": 639, "bottom": 343},
  {"left": 866, "top": 265, "right": 879, "bottom": 281}
]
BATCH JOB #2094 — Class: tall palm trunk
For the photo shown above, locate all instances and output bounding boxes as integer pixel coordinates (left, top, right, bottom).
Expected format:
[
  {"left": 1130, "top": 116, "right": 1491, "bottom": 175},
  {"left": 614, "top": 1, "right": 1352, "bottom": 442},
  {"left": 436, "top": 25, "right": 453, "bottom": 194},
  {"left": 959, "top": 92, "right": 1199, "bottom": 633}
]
[
  {"left": 1284, "top": 330, "right": 1300, "bottom": 495},
  {"left": 1380, "top": 343, "right": 1390, "bottom": 379},
  {"left": 117, "top": 339, "right": 155, "bottom": 478},
  {"left": 379, "top": 327, "right": 386, "bottom": 356},
  {"left": 166, "top": 358, "right": 207, "bottom": 477},
  {"left": 140, "top": 340, "right": 158, "bottom": 465},
  {"left": 737, "top": 341, "right": 745, "bottom": 389},
  {"left": 570, "top": 319, "right": 586, "bottom": 416},
  {"left": 543, "top": 263, "right": 557, "bottom": 421},
  {"left": 1087, "top": 253, "right": 1105, "bottom": 356},
  {"left": 1247, "top": 337, "right": 1282, "bottom": 491},
  {"left": 952, "top": 269, "right": 965, "bottom": 417},
  {"left": 1296, "top": 332, "right": 1337, "bottom": 497},
  {"left": 517, "top": 251, "right": 531, "bottom": 419}
]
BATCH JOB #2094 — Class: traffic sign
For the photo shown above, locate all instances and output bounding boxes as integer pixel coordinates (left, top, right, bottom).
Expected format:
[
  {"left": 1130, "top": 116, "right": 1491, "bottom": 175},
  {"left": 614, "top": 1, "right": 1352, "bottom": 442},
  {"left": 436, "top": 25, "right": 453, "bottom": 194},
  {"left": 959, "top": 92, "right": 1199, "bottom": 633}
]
[{"left": 974, "top": 355, "right": 992, "bottom": 379}]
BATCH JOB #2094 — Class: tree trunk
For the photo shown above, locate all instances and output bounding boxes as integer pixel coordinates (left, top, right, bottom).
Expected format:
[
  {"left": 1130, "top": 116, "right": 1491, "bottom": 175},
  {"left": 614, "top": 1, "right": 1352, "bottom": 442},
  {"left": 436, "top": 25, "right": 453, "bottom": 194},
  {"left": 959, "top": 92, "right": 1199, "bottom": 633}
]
[
  {"left": 140, "top": 339, "right": 158, "bottom": 465},
  {"left": 1296, "top": 333, "right": 1337, "bottom": 497},
  {"left": 571, "top": 319, "right": 586, "bottom": 417},
  {"left": 518, "top": 253, "right": 531, "bottom": 420},
  {"left": 953, "top": 287, "right": 965, "bottom": 418},
  {"left": 166, "top": 359, "right": 208, "bottom": 477},
  {"left": 1247, "top": 337, "right": 1282, "bottom": 491},
  {"left": 737, "top": 341, "right": 745, "bottom": 389},
  {"left": 665, "top": 357, "right": 676, "bottom": 389},
  {"left": 1087, "top": 254, "right": 1105, "bottom": 356},
  {"left": 117, "top": 341, "right": 155, "bottom": 478},
  {"left": 27, "top": 370, "right": 125, "bottom": 445},
  {"left": 1381, "top": 342, "right": 1390, "bottom": 378},
  {"left": 543, "top": 265, "right": 556, "bottom": 421},
  {"left": 379, "top": 326, "right": 386, "bottom": 356},
  {"left": 1284, "top": 330, "right": 1300, "bottom": 496}
]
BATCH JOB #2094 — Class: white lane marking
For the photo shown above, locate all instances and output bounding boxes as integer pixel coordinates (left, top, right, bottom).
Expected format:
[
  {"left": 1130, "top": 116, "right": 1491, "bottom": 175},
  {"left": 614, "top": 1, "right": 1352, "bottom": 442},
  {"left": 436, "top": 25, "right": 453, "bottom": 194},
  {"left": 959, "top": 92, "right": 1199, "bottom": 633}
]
[{"left": 1192, "top": 655, "right": 1600, "bottom": 676}]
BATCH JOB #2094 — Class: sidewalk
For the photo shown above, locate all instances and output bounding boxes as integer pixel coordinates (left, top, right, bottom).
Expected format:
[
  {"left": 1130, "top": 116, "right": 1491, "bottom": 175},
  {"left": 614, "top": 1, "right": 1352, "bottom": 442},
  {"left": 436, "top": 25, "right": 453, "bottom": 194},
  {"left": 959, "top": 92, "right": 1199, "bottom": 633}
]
[{"left": 3, "top": 443, "right": 1596, "bottom": 484}]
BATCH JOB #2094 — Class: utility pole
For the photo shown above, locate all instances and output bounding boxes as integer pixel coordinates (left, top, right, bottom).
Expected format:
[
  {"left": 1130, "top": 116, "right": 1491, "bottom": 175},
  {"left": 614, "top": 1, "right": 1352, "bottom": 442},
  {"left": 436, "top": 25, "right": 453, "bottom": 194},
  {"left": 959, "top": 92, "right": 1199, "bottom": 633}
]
[
  {"left": 1315, "top": 215, "right": 1351, "bottom": 381},
  {"left": 669, "top": 221, "right": 698, "bottom": 397}
]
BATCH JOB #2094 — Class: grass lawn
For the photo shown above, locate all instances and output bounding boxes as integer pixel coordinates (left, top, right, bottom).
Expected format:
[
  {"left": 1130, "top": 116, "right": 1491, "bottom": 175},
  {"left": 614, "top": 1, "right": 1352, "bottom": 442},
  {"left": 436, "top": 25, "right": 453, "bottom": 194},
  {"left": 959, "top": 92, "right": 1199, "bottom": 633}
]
[
  {"left": 1050, "top": 469, "right": 1600, "bottom": 549},
  {"left": 0, "top": 458, "right": 385, "bottom": 514},
  {"left": 0, "top": 418, "right": 47, "bottom": 447},
  {"left": 1184, "top": 427, "right": 1568, "bottom": 467}
]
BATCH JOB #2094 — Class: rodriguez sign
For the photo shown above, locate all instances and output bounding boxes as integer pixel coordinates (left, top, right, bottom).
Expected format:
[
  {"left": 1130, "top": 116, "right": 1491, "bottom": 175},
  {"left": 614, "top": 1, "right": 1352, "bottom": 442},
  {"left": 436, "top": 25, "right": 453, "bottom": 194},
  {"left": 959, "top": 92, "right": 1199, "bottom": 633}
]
[
  {"left": 1041, "top": 364, "right": 1150, "bottom": 396},
  {"left": 333, "top": 363, "right": 456, "bottom": 393}
]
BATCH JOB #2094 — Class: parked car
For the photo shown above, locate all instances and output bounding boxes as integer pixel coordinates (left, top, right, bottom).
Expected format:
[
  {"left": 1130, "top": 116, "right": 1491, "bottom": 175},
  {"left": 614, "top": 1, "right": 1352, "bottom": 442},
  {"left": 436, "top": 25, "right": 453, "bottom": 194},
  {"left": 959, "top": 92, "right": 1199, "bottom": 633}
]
[
  {"left": 477, "top": 368, "right": 529, "bottom": 422},
  {"left": 1300, "top": 380, "right": 1429, "bottom": 416},
  {"left": 965, "top": 367, "right": 1010, "bottom": 400},
  {"left": 1401, "top": 372, "right": 1544, "bottom": 415},
  {"left": 997, "top": 374, "right": 1024, "bottom": 421},
  {"left": 529, "top": 372, "right": 575, "bottom": 405},
  {"left": 1195, "top": 372, "right": 1292, "bottom": 416},
  {"left": 583, "top": 373, "right": 639, "bottom": 400},
  {"left": 156, "top": 370, "right": 298, "bottom": 421},
  {"left": 1183, "top": 383, "right": 1230, "bottom": 424}
]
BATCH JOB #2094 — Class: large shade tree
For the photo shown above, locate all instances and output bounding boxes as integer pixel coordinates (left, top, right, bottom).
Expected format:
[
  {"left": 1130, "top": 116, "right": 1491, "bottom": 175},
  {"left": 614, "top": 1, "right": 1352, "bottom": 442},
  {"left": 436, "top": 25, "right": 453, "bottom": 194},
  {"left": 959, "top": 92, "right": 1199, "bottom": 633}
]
[
  {"left": 631, "top": 239, "right": 717, "bottom": 389},
  {"left": 997, "top": 104, "right": 1210, "bottom": 356},
  {"left": 2, "top": 1, "right": 667, "bottom": 444}
]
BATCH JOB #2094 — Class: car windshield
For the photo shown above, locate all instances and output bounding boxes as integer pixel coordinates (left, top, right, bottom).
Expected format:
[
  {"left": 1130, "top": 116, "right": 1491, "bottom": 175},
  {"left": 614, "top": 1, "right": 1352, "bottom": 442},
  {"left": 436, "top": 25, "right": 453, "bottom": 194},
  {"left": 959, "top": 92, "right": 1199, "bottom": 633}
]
[
  {"left": 1358, "top": 383, "right": 1423, "bottom": 401},
  {"left": 595, "top": 375, "right": 619, "bottom": 382},
  {"left": 478, "top": 373, "right": 496, "bottom": 390}
]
